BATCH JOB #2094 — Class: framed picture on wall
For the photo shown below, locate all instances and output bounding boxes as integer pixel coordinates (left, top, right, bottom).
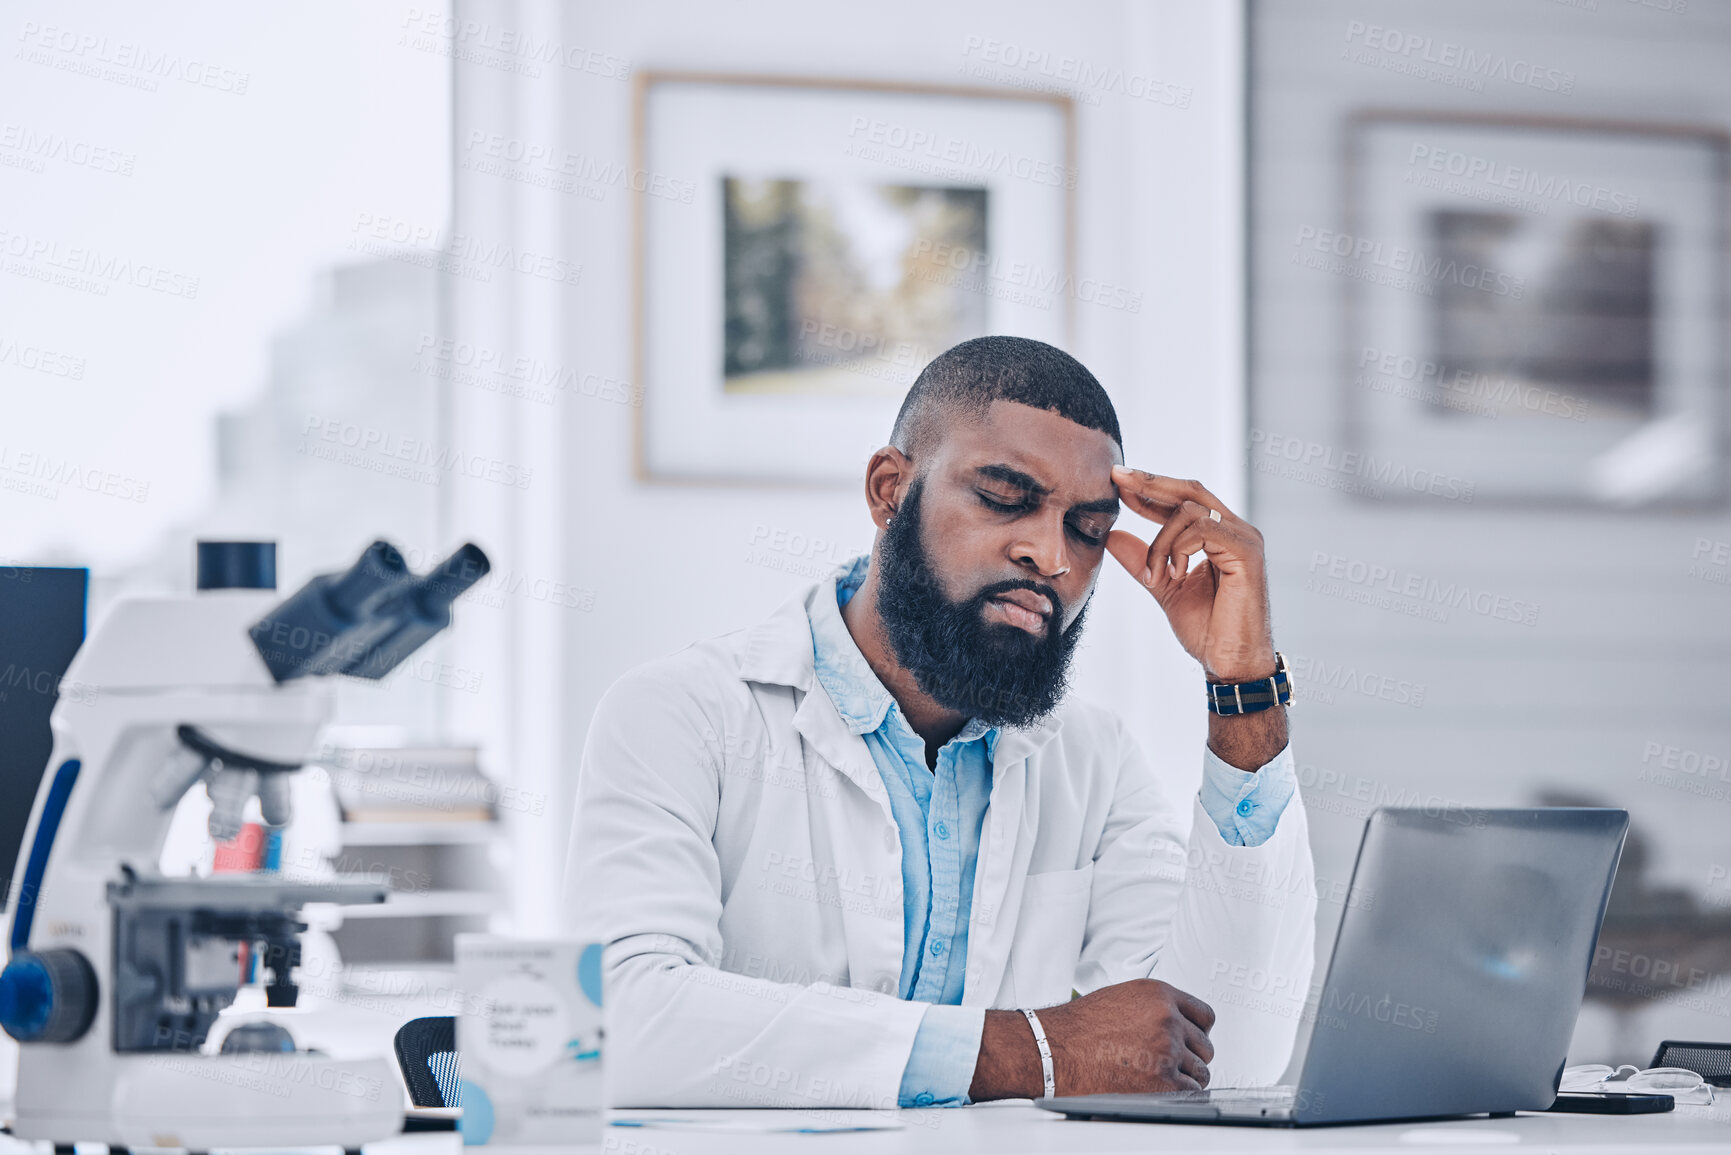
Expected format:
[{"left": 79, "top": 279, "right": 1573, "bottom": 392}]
[
  {"left": 633, "top": 72, "right": 1075, "bottom": 486},
  {"left": 1342, "top": 111, "right": 1729, "bottom": 507}
]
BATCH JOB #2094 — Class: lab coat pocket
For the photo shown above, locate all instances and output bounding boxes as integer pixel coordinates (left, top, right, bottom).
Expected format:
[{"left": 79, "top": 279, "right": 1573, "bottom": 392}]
[{"left": 1007, "top": 863, "right": 1095, "bottom": 1007}]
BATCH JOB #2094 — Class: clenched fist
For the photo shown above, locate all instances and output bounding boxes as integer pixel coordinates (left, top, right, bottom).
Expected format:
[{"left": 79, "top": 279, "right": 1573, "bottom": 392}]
[{"left": 969, "top": 978, "right": 1217, "bottom": 1099}]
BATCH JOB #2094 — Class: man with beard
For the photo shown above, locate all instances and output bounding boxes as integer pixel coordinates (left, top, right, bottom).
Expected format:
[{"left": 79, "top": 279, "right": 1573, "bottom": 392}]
[{"left": 567, "top": 336, "right": 1315, "bottom": 1110}]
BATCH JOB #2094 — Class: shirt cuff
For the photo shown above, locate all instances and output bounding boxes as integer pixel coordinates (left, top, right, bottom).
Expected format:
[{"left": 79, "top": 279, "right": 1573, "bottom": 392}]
[
  {"left": 1198, "top": 742, "right": 1296, "bottom": 848},
  {"left": 897, "top": 1003, "right": 986, "bottom": 1107}
]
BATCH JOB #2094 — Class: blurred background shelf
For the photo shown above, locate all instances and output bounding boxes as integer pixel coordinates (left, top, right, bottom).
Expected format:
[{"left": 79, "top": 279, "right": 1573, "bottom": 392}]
[
  {"left": 340, "top": 889, "right": 498, "bottom": 919},
  {"left": 339, "top": 820, "right": 499, "bottom": 846},
  {"left": 323, "top": 744, "right": 511, "bottom": 967}
]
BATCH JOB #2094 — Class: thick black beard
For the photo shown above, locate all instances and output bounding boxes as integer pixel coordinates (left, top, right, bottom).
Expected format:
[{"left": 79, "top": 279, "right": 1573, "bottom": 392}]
[{"left": 873, "top": 476, "right": 1089, "bottom": 728}]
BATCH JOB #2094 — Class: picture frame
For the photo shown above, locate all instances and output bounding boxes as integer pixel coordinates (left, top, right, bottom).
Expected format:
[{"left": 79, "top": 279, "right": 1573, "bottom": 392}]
[
  {"left": 1341, "top": 111, "right": 1729, "bottom": 508},
  {"left": 632, "top": 71, "right": 1075, "bottom": 487}
]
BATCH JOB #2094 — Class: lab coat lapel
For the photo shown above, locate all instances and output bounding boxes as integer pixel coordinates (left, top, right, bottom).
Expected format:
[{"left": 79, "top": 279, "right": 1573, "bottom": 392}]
[
  {"left": 792, "top": 682, "right": 907, "bottom": 991},
  {"left": 791, "top": 681, "right": 892, "bottom": 811},
  {"left": 739, "top": 580, "right": 904, "bottom": 991},
  {"left": 739, "top": 580, "right": 894, "bottom": 812}
]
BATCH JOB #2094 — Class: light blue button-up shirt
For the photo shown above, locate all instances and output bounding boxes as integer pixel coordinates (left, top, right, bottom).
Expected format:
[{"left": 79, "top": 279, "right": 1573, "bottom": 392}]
[{"left": 807, "top": 555, "right": 1293, "bottom": 1107}]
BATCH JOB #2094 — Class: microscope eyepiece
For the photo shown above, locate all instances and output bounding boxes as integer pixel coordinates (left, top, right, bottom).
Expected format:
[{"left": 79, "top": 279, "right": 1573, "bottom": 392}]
[
  {"left": 324, "top": 541, "right": 410, "bottom": 617},
  {"left": 411, "top": 543, "right": 492, "bottom": 614},
  {"left": 332, "top": 542, "right": 492, "bottom": 679},
  {"left": 249, "top": 540, "right": 490, "bottom": 683}
]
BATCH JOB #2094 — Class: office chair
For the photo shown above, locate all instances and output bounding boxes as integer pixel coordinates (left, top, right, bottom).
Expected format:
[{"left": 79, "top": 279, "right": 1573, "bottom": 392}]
[{"left": 395, "top": 1015, "right": 462, "bottom": 1108}]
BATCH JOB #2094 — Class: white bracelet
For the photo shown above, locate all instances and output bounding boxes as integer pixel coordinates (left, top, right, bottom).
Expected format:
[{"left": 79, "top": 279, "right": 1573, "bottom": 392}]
[{"left": 1021, "top": 1007, "right": 1056, "bottom": 1099}]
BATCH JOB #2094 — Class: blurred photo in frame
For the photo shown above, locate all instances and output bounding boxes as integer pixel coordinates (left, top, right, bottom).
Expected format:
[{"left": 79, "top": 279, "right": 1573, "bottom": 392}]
[
  {"left": 1342, "top": 111, "right": 1729, "bottom": 507},
  {"left": 633, "top": 72, "right": 1074, "bottom": 485}
]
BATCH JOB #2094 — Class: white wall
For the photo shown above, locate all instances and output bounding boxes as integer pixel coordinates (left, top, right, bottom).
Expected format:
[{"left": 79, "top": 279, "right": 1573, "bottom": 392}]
[
  {"left": 438, "top": 0, "right": 1252, "bottom": 934},
  {"left": 1249, "top": 0, "right": 1731, "bottom": 1062}
]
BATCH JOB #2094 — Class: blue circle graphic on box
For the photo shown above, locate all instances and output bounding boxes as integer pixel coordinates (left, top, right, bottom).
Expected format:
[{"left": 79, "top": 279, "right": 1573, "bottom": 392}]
[
  {"left": 577, "top": 942, "right": 603, "bottom": 1007},
  {"left": 457, "top": 1079, "right": 494, "bottom": 1145}
]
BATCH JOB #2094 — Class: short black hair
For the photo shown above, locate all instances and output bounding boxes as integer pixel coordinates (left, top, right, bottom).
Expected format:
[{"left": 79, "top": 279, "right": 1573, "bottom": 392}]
[{"left": 889, "top": 336, "right": 1122, "bottom": 459}]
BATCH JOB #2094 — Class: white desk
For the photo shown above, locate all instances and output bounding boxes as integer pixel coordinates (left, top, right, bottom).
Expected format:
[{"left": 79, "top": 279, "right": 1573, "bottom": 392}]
[
  {"left": 6, "top": 1103, "right": 1730, "bottom": 1155},
  {"left": 390, "top": 1102, "right": 1728, "bottom": 1155}
]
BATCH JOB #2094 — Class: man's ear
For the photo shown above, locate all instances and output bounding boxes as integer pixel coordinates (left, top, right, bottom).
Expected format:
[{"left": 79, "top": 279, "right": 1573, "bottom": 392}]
[{"left": 864, "top": 446, "right": 912, "bottom": 531}]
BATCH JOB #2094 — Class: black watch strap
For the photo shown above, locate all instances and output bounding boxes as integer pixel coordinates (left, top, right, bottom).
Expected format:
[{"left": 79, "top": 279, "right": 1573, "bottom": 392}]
[{"left": 1206, "top": 651, "right": 1291, "bottom": 716}]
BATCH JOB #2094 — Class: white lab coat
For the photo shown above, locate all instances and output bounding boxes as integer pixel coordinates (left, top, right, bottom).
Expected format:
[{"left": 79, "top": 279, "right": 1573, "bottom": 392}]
[{"left": 565, "top": 577, "right": 1317, "bottom": 1109}]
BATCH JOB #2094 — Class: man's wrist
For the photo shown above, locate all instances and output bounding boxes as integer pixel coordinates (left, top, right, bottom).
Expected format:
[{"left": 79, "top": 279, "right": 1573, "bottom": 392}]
[
  {"left": 1203, "top": 645, "right": 1277, "bottom": 685},
  {"left": 1207, "top": 703, "right": 1289, "bottom": 772},
  {"left": 969, "top": 1008, "right": 1045, "bottom": 1100}
]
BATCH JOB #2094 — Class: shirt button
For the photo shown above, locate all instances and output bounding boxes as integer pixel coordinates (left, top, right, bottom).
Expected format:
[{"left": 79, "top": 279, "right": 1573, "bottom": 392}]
[
  {"left": 1237, "top": 799, "right": 1255, "bottom": 817},
  {"left": 914, "top": 1092, "right": 935, "bottom": 1107},
  {"left": 882, "top": 827, "right": 898, "bottom": 852},
  {"left": 876, "top": 977, "right": 895, "bottom": 994},
  {"left": 930, "top": 940, "right": 946, "bottom": 957},
  {"left": 936, "top": 822, "right": 950, "bottom": 840}
]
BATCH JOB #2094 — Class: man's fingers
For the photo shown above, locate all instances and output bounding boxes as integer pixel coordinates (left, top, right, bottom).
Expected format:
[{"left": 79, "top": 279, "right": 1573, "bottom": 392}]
[
  {"left": 1150, "top": 501, "right": 1212, "bottom": 582},
  {"left": 1175, "top": 989, "right": 1218, "bottom": 1033},
  {"left": 1105, "top": 527, "right": 1155, "bottom": 586},
  {"left": 1106, "top": 525, "right": 1204, "bottom": 600},
  {"left": 1106, "top": 527, "right": 1186, "bottom": 595},
  {"left": 1167, "top": 502, "right": 1266, "bottom": 582},
  {"left": 1112, "top": 466, "right": 1236, "bottom": 524},
  {"left": 1185, "top": 1019, "right": 1216, "bottom": 1066},
  {"left": 1179, "top": 1047, "right": 1211, "bottom": 1089}
]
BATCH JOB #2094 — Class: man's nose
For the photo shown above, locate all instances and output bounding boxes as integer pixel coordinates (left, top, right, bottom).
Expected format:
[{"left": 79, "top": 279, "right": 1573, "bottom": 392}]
[{"left": 1010, "top": 511, "right": 1071, "bottom": 579}]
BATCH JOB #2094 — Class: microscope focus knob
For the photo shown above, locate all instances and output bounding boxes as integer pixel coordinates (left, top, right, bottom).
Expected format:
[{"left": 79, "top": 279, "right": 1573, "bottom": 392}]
[{"left": 0, "top": 948, "right": 99, "bottom": 1043}]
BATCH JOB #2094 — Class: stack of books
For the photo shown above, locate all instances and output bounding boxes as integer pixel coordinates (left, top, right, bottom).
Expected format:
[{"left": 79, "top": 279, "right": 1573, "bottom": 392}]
[{"left": 320, "top": 745, "right": 498, "bottom": 823}]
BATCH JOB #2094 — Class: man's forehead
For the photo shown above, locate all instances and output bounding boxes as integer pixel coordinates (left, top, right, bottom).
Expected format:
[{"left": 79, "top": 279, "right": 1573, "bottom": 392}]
[{"left": 940, "top": 399, "right": 1122, "bottom": 496}]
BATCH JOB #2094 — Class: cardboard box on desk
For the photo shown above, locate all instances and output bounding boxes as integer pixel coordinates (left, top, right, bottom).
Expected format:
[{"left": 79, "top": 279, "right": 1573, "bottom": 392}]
[{"left": 455, "top": 935, "right": 604, "bottom": 1145}]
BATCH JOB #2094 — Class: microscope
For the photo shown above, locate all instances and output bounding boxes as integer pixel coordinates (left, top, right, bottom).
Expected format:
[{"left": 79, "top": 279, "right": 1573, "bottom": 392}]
[{"left": 0, "top": 539, "right": 488, "bottom": 1152}]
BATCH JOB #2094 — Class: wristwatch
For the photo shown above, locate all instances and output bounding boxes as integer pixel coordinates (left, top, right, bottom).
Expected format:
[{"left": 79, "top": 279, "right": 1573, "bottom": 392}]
[{"left": 1205, "top": 651, "right": 1291, "bottom": 716}]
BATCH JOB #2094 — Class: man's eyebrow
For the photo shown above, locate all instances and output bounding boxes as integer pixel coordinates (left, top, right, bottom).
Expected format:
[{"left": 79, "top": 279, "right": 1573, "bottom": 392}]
[
  {"left": 975, "top": 464, "right": 1119, "bottom": 516},
  {"left": 975, "top": 463, "right": 1050, "bottom": 496}
]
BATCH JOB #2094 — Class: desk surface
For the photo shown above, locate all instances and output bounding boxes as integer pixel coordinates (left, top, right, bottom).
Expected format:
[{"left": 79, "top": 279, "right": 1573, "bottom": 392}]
[
  {"left": 5, "top": 1102, "right": 1729, "bottom": 1155},
  {"left": 371, "top": 1102, "right": 1730, "bottom": 1155}
]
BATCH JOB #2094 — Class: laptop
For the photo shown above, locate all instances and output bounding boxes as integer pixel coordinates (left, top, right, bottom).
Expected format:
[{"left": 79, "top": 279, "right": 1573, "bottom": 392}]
[{"left": 1038, "top": 806, "right": 1629, "bottom": 1126}]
